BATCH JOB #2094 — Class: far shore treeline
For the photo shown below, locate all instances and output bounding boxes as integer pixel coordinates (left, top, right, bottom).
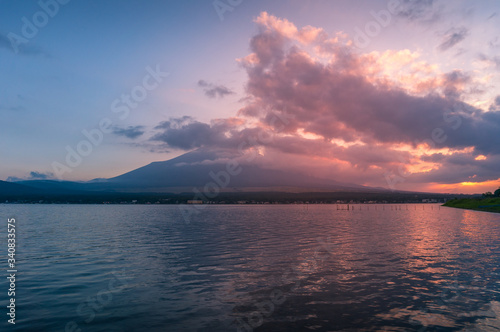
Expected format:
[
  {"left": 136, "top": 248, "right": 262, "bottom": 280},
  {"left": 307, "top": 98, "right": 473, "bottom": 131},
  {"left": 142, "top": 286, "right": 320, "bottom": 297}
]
[
  {"left": 0, "top": 191, "right": 463, "bottom": 205},
  {"left": 444, "top": 187, "right": 500, "bottom": 213}
]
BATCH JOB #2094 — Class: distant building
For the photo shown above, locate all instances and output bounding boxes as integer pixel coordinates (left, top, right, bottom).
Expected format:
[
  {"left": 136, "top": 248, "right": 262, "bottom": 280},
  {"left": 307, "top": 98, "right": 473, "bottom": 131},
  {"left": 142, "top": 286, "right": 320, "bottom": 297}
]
[
  {"left": 187, "top": 200, "right": 203, "bottom": 204},
  {"left": 422, "top": 199, "right": 438, "bottom": 203}
]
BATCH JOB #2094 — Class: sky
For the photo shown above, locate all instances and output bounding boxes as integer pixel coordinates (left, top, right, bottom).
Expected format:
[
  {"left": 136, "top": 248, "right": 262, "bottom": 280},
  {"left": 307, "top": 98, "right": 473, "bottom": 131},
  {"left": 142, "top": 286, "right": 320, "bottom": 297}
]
[{"left": 1, "top": 0, "right": 499, "bottom": 194}]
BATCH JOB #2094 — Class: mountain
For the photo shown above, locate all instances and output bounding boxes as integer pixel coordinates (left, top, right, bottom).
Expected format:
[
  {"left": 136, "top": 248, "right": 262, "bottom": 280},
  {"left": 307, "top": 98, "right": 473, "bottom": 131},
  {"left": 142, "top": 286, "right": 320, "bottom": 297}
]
[
  {"left": 100, "top": 149, "right": 372, "bottom": 193},
  {"left": 13, "top": 180, "right": 90, "bottom": 193},
  {"left": 3, "top": 149, "right": 386, "bottom": 195},
  {"left": 0, "top": 180, "right": 46, "bottom": 197}
]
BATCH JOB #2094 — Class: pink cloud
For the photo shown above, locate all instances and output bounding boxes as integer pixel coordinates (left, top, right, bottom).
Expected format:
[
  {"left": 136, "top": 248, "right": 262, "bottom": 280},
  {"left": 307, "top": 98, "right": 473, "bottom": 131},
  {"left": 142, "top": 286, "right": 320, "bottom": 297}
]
[{"left": 152, "top": 12, "right": 500, "bottom": 191}]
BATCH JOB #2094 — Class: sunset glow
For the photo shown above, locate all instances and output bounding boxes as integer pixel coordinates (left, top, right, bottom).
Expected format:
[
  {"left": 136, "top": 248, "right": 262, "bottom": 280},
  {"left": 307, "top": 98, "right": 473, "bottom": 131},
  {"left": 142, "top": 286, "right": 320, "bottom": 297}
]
[
  {"left": 4, "top": 3, "right": 500, "bottom": 331},
  {"left": 2, "top": 0, "right": 499, "bottom": 195}
]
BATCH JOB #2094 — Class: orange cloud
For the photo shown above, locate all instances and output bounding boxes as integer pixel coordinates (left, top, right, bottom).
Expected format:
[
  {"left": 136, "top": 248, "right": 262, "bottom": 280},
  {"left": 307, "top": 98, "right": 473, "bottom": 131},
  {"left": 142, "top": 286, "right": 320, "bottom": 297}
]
[
  {"left": 430, "top": 178, "right": 500, "bottom": 194},
  {"left": 155, "top": 13, "right": 500, "bottom": 193}
]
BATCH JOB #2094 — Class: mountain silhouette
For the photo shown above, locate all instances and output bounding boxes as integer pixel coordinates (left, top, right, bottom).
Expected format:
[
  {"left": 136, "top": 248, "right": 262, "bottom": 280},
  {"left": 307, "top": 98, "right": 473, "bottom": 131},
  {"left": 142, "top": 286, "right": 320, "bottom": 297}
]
[{"left": 3, "top": 149, "right": 384, "bottom": 195}]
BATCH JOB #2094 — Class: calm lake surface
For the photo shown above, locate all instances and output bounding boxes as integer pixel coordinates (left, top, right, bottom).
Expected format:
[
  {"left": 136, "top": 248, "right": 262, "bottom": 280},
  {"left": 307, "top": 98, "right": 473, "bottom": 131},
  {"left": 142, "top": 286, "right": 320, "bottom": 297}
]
[{"left": 1, "top": 204, "right": 500, "bottom": 331}]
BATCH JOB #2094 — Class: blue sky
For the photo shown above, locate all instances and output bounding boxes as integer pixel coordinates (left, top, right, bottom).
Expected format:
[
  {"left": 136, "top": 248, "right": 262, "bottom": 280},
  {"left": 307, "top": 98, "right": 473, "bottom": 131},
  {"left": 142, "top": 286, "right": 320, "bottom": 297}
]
[{"left": 1, "top": 0, "right": 500, "bottom": 193}]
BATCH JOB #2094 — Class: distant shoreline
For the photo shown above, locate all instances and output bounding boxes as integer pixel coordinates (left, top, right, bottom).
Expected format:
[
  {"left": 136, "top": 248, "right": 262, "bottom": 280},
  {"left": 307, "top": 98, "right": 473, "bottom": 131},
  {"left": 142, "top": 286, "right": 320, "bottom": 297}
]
[
  {"left": 0, "top": 191, "right": 462, "bottom": 205},
  {"left": 443, "top": 198, "right": 500, "bottom": 213}
]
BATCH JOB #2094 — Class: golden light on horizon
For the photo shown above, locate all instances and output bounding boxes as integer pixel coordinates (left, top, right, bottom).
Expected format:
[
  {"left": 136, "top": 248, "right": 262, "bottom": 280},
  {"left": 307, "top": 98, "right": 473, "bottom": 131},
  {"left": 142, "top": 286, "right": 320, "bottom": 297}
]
[
  {"left": 431, "top": 178, "right": 500, "bottom": 194},
  {"left": 460, "top": 181, "right": 480, "bottom": 186}
]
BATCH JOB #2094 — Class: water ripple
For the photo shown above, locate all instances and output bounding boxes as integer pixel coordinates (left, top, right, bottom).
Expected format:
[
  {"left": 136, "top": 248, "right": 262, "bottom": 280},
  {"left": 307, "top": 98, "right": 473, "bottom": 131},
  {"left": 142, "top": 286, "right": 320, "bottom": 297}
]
[{"left": 0, "top": 204, "right": 499, "bottom": 331}]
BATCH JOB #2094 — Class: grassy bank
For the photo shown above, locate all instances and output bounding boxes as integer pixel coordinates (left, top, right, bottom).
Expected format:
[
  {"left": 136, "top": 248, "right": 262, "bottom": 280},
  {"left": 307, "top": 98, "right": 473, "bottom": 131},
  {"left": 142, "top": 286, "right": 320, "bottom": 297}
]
[{"left": 443, "top": 197, "right": 500, "bottom": 213}]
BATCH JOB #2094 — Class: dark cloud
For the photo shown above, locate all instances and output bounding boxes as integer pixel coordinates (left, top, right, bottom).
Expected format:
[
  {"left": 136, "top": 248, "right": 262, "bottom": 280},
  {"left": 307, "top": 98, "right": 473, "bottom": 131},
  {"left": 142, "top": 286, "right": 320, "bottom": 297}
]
[
  {"left": 7, "top": 171, "right": 54, "bottom": 182},
  {"left": 438, "top": 27, "right": 469, "bottom": 52},
  {"left": 489, "top": 37, "right": 500, "bottom": 48},
  {"left": 153, "top": 118, "right": 214, "bottom": 150},
  {"left": 112, "top": 126, "right": 145, "bottom": 139},
  {"left": 29, "top": 171, "right": 53, "bottom": 179},
  {"left": 442, "top": 70, "right": 472, "bottom": 98},
  {"left": 437, "top": 27, "right": 469, "bottom": 52},
  {"left": 198, "top": 80, "right": 235, "bottom": 98},
  {"left": 151, "top": 117, "right": 238, "bottom": 150},
  {"left": 478, "top": 53, "right": 500, "bottom": 70},
  {"left": 489, "top": 96, "right": 500, "bottom": 111},
  {"left": 396, "top": 0, "right": 441, "bottom": 23},
  {"left": 121, "top": 141, "right": 172, "bottom": 154},
  {"left": 6, "top": 176, "right": 23, "bottom": 182}
]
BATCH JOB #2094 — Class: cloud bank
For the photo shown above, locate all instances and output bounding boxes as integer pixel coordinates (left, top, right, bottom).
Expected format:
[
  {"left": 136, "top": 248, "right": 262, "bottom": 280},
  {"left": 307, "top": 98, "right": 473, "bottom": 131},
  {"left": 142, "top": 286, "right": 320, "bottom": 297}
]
[
  {"left": 152, "top": 12, "right": 500, "bottom": 192},
  {"left": 7, "top": 171, "right": 55, "bottom": 182}
]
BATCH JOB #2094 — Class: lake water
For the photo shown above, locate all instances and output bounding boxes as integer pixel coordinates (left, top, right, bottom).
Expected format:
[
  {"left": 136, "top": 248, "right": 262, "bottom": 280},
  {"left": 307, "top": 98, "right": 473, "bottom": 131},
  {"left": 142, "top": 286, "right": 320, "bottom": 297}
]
[{"left": 1, "top": 204, "right": 500, "bottom": 331}]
